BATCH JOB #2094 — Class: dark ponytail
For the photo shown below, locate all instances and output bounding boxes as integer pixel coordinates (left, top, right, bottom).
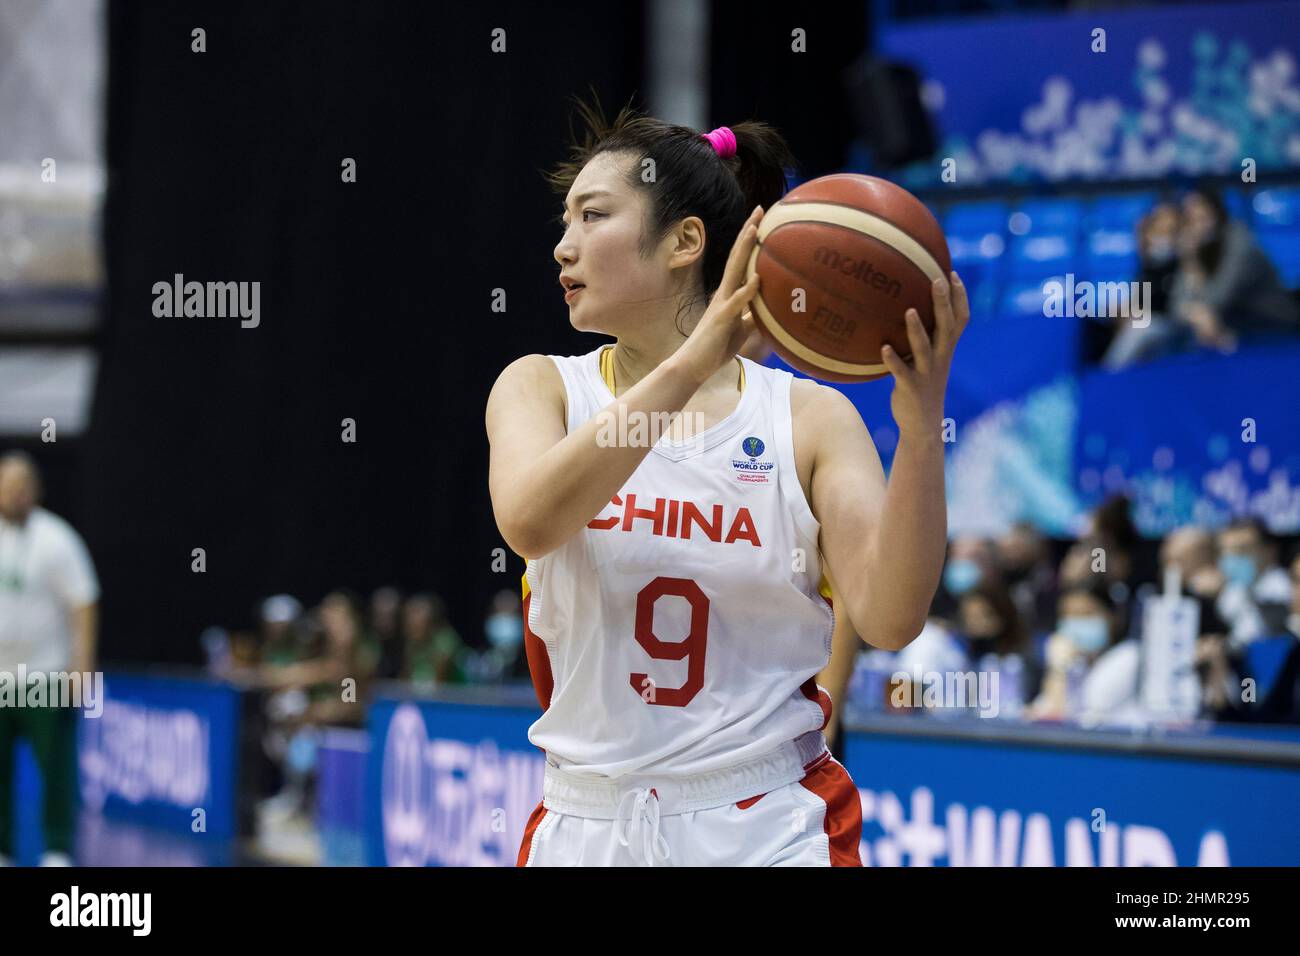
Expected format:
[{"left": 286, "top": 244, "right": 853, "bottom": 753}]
[
  {"left": 544, "top": 90, "right": 799, "bottom": 333},
  {"left": 727, "top": 119, "right": 798, "bottom": 220}
]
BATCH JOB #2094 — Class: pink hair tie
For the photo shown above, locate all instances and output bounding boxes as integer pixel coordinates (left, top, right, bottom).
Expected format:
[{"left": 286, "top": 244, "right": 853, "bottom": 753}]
[{"left": 702, "top": 126, "right": 737, "bottom": 158}]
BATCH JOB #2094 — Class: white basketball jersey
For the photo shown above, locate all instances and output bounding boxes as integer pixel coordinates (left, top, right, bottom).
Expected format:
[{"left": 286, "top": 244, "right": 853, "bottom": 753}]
[{"left": 519, "top": 344, "right": 835, "bottom": 779}]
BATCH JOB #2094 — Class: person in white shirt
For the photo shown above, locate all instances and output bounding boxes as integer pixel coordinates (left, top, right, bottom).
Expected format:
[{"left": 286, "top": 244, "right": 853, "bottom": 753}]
[
  {"left": 0, "top": 451, "right": 100, "bottom": 866},
  {"left": 1215, "top": 518, "right": 1293, "bottom": 648}
]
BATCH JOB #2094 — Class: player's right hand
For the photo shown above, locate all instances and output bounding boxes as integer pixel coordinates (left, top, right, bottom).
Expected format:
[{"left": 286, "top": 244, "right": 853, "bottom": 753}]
[{"left": 675, "top": 205, "right": 764, "bottom": 386}]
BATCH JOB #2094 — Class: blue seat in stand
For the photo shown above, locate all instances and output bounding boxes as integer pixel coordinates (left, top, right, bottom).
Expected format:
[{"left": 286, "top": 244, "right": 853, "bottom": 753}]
[
  {"left": 1251, "top": 186, "right": 1300, "bottom": 230},
  {"left": 1007, "top": 198, "right": 1083, "bottom": 278},
  {"left": 1255, "top": 230, "right": 1300, "bottom": 288},
  {"left": 1085, "top": 193, "right": 1156, "bottom": 276},
  {"left": 944, "top": 201, "right": 1008, "bottom": 318}
]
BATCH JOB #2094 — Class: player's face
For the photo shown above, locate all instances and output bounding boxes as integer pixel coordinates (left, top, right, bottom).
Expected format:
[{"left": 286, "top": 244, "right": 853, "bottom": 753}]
[{"left": 554, "top": 152, "right": 675, "bottom": 335}]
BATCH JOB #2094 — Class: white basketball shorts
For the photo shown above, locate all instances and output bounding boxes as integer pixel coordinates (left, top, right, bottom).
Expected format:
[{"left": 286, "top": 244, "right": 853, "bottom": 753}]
[{"left": 517, "top": 750, "right": 863, "bottom": 867}]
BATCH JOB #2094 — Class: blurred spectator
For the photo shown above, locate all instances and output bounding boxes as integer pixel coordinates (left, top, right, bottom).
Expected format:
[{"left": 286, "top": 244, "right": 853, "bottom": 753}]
[
  {"left": 1235, "top": 553, "right": 1300, "bottom": 723},
  {"left": 0, "top": 451, "right": 99, "bottom": 867},
  {"left": 1135, "top": 526, "right": 1231, "bottom": 637},
  {"left": 1057, "top": 532, "right": 1136, "bottom": 640},
  {"left": 255, "top": 590, "right": 368, "bottom": 824},
  {"left": 1102, "top": 202, "right": 1182, "bottom": 368},
  {"left": 996, "top": 520, "right": 1058, "bottom": 637},
  {"left": 241, "top": 593, "right": 314, "bottom": 814},
  {"left": 941, "top": 536, "right": 999, "bottom": 602},
  {"left": 1139, "top": 202, "right": 1182, "bottom": 313},
  {"left": 482, "top": 588, "right": 527, "bottom": 683},
  {"left": 364, "top": 586, "right": 404, "bottom": 680},
  {"left": 956, "top": 583, "right": 1025, "bottom": 660},
  {"left": 1090, "top": 494, "right": 1140, "bottom": 559},
  {"left": 401, "top": 592, "right": 468, "bottom": 688},
  {"left": 1028, "top": 581, "right": 1140, "bottom": 725},
  {"left": 1057, "top": 535, "right": 1102, "bottom": 590},
  {"left": 955, "top": 581, "right": 1043, "bottom": 705},
  {"left": 307, "top": 589, "right": 371, "bottom": 723},
  {"left": 1215, "top": 518, "right": 1293, "bottom": 648},
  {"left": 1159, "top": 526, "right": 1223, "bottom": 601},
  {"left": 1104, "top": 188, "right": 1298, "bottom": 367},
  {"left": 1172, "top": 188, "right": 1299, "bottom": 347},
  {"left": 256, "top": 593, "right": 304, "bottom": 667},
  {"left": 1199, "top": 551, "right": 1300, "bottom": 725},
  {"left": 1068, "top": 495, "right": 1142, "bottom": 637}
]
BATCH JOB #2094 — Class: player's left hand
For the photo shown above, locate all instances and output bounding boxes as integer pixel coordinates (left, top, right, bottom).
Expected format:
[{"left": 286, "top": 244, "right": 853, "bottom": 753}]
[{"left": 880, "top": 271, "right": 969, "bottom": 439}]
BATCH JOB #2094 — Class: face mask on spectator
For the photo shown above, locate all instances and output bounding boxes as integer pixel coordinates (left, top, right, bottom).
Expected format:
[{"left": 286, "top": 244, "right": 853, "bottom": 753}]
[
  {"left": 1218, "top": 553, "right": 1258, "bottom": 589},
  {"left": 1060, "top": 616, "right": 1109, "bottom": 655},
  {"left": 486, "top": 613, "right": 523, "bottom": 650},
  {"left": 944, "top": 559, "right": 980, "bottom": 596}
]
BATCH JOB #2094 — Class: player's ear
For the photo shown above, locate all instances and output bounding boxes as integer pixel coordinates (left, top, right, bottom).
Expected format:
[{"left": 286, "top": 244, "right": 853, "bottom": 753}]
[{"left": 668, "top": 216, "right": 706, "bottom": 267}]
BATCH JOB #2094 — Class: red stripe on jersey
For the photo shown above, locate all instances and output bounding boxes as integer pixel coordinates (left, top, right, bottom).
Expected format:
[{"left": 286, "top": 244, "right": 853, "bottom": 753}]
[
  {"left": 522, "top": 590, "right": 554, "bottom": 711},
  {"left": 516, "top": 801, "right": 548, "bottom": 867},
  {"left": 799, "top": 758, "right": 863, "bottom": 867},
  {"left": 800, "top": 677, "right": 833, "bottom": 731}
]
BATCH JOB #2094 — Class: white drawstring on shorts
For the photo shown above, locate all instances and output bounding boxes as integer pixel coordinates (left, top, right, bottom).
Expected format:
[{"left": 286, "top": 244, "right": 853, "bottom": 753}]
[{"left": 615, "top": 786, "right": 670, "bottom": 866}]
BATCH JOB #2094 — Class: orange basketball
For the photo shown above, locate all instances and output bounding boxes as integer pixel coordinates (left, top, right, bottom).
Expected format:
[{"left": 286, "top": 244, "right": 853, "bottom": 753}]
[{"left": 745, "top": 174, "right": 952, "bottom": 383}]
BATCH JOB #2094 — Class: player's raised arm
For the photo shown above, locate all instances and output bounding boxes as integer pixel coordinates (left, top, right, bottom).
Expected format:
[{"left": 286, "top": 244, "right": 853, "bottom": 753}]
[
  {"left": 485, "top": 351, "right": 696, "bottom": 559},
  {"left": 811, "top": 272, "right": 969, "bottom": 651}
]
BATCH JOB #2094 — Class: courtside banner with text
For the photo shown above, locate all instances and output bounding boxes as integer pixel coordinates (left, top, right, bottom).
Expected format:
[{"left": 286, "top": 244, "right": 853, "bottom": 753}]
[
  {"left": 364, "top": 693, "right": 1300, "bottom": 866},
  {"left": 365, "top": 694, "right": 544, "bottom": 867},
  {"left": 77, "top": 673, "right": 241, "bottom": 839},
  {"left": 844, "top": 724, "right": 1300, "bottom": 866}
]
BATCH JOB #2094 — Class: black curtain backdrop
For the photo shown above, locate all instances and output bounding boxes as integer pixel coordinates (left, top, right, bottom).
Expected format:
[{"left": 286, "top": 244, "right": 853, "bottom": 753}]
[
  {"left": 709, "top": 0, "right": 869, "bottom": 181},
  {"left": 86, "top": 1, "right": 646, "bottom": 662}
]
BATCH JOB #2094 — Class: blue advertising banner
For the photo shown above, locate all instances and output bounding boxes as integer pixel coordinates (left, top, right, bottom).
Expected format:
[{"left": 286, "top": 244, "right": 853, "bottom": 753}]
[
  {"left": 76, "top": 672, "right": 242, "bottom": 839},
  {"left": 886, "top": 339, "right": 1300, "bottom": 538},
  {"left": 361, "top": 693, "right": 1299, "bottom": 866},
  {"left": 843, "top": 723, "right": 1300, "bottom": 866},
  {"left": 364, "top": 693, "right": 544, "bottom": 867},
  {"left": 879, "top": 0, "right": 1300, "bottom": 187},
  {"left": 1073, "top": 341, "right": 1300, "bottom": 534},
  {"left": 773, "top": 311, "right": 1085, "bottom": 480}
]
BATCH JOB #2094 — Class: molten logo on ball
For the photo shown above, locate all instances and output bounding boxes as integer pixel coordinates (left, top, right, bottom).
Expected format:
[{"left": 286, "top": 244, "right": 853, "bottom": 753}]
[{"left": 812, "top": 246, "right": 902, "bottom": 299}]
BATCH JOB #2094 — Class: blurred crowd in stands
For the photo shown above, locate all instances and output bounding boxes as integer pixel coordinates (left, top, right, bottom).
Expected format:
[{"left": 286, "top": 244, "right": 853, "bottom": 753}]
[
  {"left": 197, "top": 585, "right": 527, "bottom": 823},
  {"left": 851, "top": 496, "right": 1300, "bottom": 728}
]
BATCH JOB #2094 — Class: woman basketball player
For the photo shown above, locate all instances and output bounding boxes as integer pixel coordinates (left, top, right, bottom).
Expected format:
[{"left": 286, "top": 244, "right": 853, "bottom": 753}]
[{"left": 486, "top": 99, "right": 968, "bottom": 866}]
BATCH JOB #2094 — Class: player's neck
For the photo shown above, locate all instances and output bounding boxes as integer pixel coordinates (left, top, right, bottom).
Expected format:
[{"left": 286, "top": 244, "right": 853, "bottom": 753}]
[{"left": 608, "top": 339, "right": 741, "bottom": 398}]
